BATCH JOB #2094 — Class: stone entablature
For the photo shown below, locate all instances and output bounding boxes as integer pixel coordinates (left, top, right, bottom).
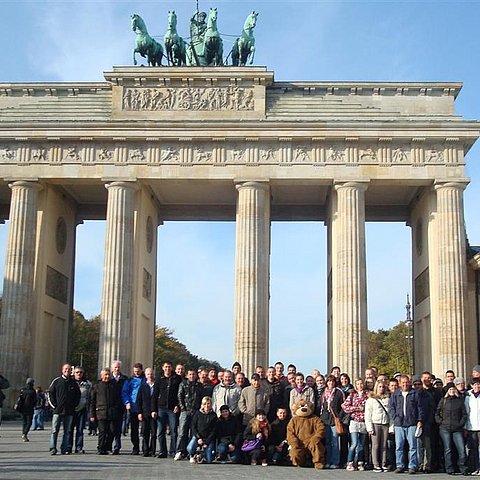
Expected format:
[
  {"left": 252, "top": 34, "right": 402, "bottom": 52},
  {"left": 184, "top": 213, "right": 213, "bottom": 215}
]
[{"left": 0, "top": 138, "right": 466, "bottom": 167}]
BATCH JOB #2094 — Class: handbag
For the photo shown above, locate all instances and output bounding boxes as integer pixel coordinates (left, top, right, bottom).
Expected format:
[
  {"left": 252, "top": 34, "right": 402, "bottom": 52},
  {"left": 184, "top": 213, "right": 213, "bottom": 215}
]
[
  {"left": 341, "top": 413, "right": 352, "bottom": 425},
  {"left": 330, "top": 405, "right": 347, "bottom": 435},
  {"left": 241, "top": 438, "right": 261, "bottom": 452}
]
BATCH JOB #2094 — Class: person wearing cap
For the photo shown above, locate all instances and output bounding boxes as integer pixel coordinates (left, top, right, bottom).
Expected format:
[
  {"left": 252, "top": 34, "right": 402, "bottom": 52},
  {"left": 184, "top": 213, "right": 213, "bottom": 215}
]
[
  {"left": 239, "top": 373, "right": 270, "bottom": 425},
  {"left": 433, "top": 378, "right": 444, "bottom": 389},
  {"left": 435, "top": 382, "right": 468, "bottom": 475},
  {"left": 215, "top": 404, "right": 242, "bottom": 463},
  {"left": 465, "top": 378, "right": 480, "bottom": 475},
  {"left": 18, "top": 378, "right": 37, "bottom": 442},
  {"left": 455, "top": 378, "right": 467, "bottom": 398}
]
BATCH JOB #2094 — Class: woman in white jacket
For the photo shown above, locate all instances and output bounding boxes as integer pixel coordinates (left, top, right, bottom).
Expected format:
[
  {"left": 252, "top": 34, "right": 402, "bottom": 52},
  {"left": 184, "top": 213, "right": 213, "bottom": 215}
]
[
  {"left": 465, "top": 378, "right": 480, "bottom": 475},
  {"left": 365, "top": 381, "right": 390, "bottom": 472}
]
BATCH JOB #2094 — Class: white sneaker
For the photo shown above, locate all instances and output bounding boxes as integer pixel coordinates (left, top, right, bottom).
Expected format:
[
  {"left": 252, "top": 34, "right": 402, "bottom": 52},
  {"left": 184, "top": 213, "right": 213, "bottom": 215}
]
[
  {"left": 189, "top": 456, "right": 195, "bottom": 464},
  {"left": 174, "top": 452, "right": 182, "bottom": 461}
]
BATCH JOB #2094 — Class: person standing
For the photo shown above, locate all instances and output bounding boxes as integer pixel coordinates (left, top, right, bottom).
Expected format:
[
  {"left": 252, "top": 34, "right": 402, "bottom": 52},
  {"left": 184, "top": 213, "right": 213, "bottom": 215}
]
[
  {"left": 32, "top": 386, "right": 47, "bottom": 431},
  {"left": 175, "top": 369, "right": 202, "bottom": 460},
  {"left": 212, "top": 370, "right": 242, "bottom": 417},
  {"left": 365, "top": 380, "right": 390, "bottom": 472},
  {"left": 90, "top": 368, "right": 123, "bottom": 455},
  {"left": 18, "top": 378, "right": 37, "bottom": 442},
  {"left": 388, "top": 375, "right": 425, "bottom": 473},
  {"left": 320, "top": 374, "right": 346, "bottom": 469},
  {"left": 239, "top": 373, "right": 270, "bottom": 426},
  {"left": 342, "top": 378, "right": 369, "bottom": 471},
  {"left": 70, "top": 366, "right": 92, "bottom": 454},
  {"left": 152, "top": 361, "right": 182, "bottom": 458},
  {"left": 136, "top": 367, "right": 157, "bottom": 457},
  {"left": 48, "top": 363, "right": 81, "bottom": 455},
  {"left": 435, "top": 382, "right": 468, "bottom": 475},
  {"left": 122, "top": 363, "right": 146, "bottom": 455},
  {"left": 465, "top": 378, "right": 480, "bottom": 475},
  {"left": 110, "top": 360, "right": 127, "bottom": 454}
]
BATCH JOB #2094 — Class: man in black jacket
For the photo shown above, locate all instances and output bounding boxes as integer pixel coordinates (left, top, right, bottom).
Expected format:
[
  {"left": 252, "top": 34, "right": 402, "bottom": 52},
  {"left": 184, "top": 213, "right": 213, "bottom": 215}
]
[
  {"left": 136, "top": 367, "right": 157, "bottom": 456},
  {"left": 90, "top": 368, "right": 123, "bottom": 455},
  {"left": 48, "top": 363, "right": 81, "bottom": 455},
  {"left": 174, "top": 369, "right": 203, "bottom": 460},
  {"left": 152, "top": 361, "right": 182, "bottom": 457}
]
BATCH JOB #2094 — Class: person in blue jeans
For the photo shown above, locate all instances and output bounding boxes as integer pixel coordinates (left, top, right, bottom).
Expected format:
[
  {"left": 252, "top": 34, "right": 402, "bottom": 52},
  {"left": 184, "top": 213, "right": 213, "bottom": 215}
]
[
  {"left": 187, "top": 396, "right": 218, "bottom": 463},
  {"left": 388, "top": 375, "right": 425, "bottom": 473},
  {"left": 32, "top": 386, "right": 47, "bottom": 430},
  {"left": 48, "top": 363, "right": 81, "bottom": 455},
  {"left": 151, "top": 361, "right": 182, "bottom": 457},
  {"left": 320, "top": 374, "right": 346, "bottom": 469},
  {"left": 435, "top": 382, "right": 468, "bottom": 475}
]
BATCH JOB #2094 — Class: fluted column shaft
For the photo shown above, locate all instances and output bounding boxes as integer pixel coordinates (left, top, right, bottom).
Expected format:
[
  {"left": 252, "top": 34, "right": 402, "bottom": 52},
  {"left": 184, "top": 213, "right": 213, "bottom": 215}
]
[
  {"left": 331, "top": 182, "right": 368, "bottom": 380},
  {"left": 234, "top": 181, "right": 270, "bottom": 375},
  {"left": 99, "top": 182, "right": 137, "bottom": 371},
  {"left": 433, "top": 181, "right": 468, "bottom": 376},
  {"left": 0, "top": 181, "right": 41, "bottom": 389}
]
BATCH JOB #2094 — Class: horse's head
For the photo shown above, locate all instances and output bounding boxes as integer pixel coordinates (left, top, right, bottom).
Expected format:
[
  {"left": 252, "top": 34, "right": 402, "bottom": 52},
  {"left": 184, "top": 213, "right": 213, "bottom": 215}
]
[
  {"left": 131, "top": 14, "right": 146, "bottom": 33},
  {"left": 244, "top": 11, "right": 258, "bottom": 30},
  {"left": 167, "top": 10, "right": 177, "bottom": 29},
  {"left": 208, "top": 7, "right": 218, "bottom": 25}
]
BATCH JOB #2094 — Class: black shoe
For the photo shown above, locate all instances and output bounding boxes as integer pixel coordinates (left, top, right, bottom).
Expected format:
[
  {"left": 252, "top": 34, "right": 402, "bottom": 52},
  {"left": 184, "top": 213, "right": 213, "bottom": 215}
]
[
  {"left": 157, "top": 453, "right": 167, "bottom": 458},
  {"left": 97, "top": 450, "right": 108, "bottom": 455},
  {"left": 50, "top": 449, "right": 57, "bottom": 456},
  {"left": 112, "top": 449, "right": 120, "bottom": 455},
  {"left": 395, "top": 468, "right": 405, "bottom": 473},
  {"left": 131, "top": 450, "right": 140, "bottom": 455},
  {"left": 143, "top": 452, "right": 151, "bottom": 457}
]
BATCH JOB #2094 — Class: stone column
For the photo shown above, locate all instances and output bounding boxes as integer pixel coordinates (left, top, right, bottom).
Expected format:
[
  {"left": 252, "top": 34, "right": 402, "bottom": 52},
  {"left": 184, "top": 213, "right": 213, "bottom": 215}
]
[
  {"left": 0, "top": 181, "right": 41, "bottom": 390},
  {"left": 432, "top": 181, "right": 468, "bottom": 376},
  {"left": 330, "top": 181, "right": 368, "bottom": 380},
  {"left": 234, "top": 181, "right": 270, "bottom": 375},
  {"left": 98, "top": 181, "right": 137, "bottom": 371}
]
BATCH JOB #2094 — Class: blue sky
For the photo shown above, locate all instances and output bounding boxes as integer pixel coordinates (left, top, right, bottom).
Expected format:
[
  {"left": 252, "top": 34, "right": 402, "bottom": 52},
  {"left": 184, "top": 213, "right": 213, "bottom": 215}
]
[{"left": 1, "top": 0, "right": 479, "bottom": 374}]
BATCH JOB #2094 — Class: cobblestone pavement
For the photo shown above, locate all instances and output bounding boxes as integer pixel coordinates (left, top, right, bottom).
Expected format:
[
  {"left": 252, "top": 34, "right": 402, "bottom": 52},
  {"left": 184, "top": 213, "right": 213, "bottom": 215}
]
[{"left": 0, "top": 421, "right": 460, "bottom": 480}]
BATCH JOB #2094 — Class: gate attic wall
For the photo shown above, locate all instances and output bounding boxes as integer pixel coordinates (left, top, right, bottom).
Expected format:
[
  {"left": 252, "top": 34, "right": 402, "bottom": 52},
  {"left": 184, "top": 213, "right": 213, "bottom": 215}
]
[{"left": 0, "top": 67, "right": 478, "bottom": 392}]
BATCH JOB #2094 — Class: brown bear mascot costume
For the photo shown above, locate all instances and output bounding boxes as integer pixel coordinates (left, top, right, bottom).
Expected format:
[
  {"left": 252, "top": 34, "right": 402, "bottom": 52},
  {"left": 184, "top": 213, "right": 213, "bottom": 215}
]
[{"left": 286, "top": 399, "right": 325, "bottom": 469}]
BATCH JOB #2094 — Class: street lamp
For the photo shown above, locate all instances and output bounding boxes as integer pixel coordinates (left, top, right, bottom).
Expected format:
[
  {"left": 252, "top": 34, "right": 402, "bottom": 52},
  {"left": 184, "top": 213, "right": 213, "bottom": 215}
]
[{"left": 404, "top": 294, "right": 414, "bottom": 376}]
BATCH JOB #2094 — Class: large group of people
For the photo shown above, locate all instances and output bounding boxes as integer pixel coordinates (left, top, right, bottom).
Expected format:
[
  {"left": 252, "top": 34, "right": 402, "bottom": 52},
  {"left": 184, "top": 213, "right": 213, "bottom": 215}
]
[{"left": 3, "top": 361, "right": 480, "bottom": 474}]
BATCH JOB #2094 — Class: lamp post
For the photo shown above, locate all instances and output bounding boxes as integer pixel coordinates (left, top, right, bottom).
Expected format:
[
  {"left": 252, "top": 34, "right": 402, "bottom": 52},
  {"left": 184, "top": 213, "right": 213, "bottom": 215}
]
[{"left": 404, "top": 294, "right": 414, "bottom": 376}]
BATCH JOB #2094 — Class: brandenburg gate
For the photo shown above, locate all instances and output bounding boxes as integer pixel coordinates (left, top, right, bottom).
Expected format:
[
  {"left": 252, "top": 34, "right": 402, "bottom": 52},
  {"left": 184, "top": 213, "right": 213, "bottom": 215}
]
[{"left": 0, "top": 66, "right": 478, "bottom": 392}]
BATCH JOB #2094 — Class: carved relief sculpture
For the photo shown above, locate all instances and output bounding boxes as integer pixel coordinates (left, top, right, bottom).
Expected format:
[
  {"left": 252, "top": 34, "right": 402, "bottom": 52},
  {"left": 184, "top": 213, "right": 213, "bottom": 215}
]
[
  {"left": 122, "top": 86, "right": 255, "bottom": 111},
  {"left": 392, "top": 148, "right": 408, "bottom": 163}
]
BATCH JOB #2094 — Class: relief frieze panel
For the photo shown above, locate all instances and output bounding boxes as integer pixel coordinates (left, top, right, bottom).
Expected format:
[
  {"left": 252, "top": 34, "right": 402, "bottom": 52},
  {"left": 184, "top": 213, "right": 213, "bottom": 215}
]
[
  {"left": 0, "top": 142, "right": 462, "bottom": 166},
  {"left": 122, "top": 86, "right": 255, "bottom": 112}
]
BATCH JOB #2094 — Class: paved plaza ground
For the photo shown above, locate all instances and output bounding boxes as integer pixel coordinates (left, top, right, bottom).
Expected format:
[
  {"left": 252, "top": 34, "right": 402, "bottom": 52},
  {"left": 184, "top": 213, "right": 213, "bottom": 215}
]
[{"left": 0, "top": 420, "right": 463, "bottom": 480}]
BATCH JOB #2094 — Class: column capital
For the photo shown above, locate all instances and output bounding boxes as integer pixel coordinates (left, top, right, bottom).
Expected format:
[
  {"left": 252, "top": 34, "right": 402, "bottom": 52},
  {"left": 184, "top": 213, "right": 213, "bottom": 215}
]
[
  {"left": 105, "top": 181, "right": 139, "bottom": 191},
  {"left": 334, "top": 180, "right": 369, "bottom": 192},
  {"left": 434, "top": 179, "right": 469, "bottom": 192},
  {"left": 8, "top": 180, "right": 42, "bottom": 192},
  {"left": 234, "top": 180, "right": 270, "bottom": 192}
]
